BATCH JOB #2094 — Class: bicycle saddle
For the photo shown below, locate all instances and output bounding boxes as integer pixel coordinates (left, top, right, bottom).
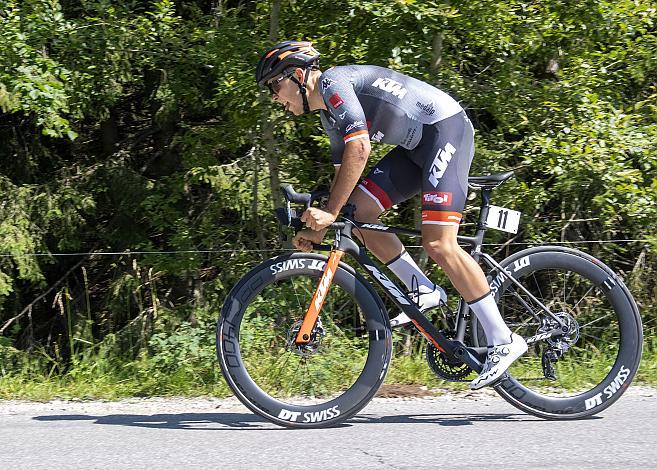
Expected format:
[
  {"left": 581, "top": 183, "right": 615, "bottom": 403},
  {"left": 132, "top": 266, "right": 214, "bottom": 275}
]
[{"left": 468, "top": 171, "right": 515, "bottom": 189}]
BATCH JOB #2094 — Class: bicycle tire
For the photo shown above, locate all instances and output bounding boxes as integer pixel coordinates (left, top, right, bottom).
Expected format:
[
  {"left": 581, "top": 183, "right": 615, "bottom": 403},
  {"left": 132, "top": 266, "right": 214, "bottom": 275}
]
[
  {"left": 473, "top": 246, "right": 643, "bottom": 419},
  {"left": 217, "top": 252, "right": 393, "bottom": 428}
]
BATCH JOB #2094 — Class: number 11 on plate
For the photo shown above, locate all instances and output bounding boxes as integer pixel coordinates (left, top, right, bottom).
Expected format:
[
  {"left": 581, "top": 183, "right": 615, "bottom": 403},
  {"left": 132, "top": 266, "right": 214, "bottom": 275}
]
[{"left": 485, "top": 205, "right": 521, "bottom": 234}]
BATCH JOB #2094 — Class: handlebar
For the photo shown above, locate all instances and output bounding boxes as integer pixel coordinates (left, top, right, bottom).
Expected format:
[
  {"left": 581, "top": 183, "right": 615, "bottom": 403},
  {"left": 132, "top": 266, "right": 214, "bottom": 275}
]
[
  {"left": 274, "top": 207, "right": 346, "bottom": 231},
  {"left": 275, "top": 185, "right": 349, "bottom": 250},
  {"left": 281, "top": 185, "right": 329, "bottom": 208}
]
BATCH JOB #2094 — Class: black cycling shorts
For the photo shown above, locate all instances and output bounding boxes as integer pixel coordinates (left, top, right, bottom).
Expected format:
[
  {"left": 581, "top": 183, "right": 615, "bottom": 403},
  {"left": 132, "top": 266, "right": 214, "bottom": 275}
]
[{"left": 357, "top": 110, "right": 474, "bottom": 226}]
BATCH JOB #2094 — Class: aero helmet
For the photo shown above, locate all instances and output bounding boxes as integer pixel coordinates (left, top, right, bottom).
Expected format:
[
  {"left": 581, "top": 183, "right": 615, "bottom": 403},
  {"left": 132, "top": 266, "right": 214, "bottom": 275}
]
[
  {"left": 255, "top": 40, "right": 320, "bottom": 114},
  {"left": 255, "top": 40, "right": 320, "bottom": 86}
]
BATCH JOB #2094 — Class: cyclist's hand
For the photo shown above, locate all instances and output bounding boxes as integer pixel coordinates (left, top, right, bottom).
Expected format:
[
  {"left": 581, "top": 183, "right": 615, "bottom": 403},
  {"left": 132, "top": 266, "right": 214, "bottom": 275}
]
[
  {"left": 292, "top": 229, "right": 327, "bottom": 252},
  {"left": 301, "top": 207, "right": 337, "bottom": 231}
]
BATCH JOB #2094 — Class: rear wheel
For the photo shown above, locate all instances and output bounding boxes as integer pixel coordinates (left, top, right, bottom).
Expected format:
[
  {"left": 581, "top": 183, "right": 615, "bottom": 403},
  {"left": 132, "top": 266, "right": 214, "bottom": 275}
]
[
  {"left": 474, "top": 246, "right": 643, "bottom": 419},
  {"left": 217, "top": 253, "right": 392, "bottom": 428}
]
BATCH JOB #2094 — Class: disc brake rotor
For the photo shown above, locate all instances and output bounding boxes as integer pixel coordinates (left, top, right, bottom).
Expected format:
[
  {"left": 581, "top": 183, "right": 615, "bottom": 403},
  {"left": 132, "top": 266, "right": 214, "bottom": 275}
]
[{"left": 286, "top": 319, "right": 326, "bottom": 357}]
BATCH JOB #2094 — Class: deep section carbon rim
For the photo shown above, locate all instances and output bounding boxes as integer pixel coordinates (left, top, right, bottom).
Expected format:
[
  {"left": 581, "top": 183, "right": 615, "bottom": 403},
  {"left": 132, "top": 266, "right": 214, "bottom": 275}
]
[
  {"left": 217, "top": 254, "right": 392, "bottom": 427},
  {"left": 480, "top": 247, "right": 642, "bottom": 418}
]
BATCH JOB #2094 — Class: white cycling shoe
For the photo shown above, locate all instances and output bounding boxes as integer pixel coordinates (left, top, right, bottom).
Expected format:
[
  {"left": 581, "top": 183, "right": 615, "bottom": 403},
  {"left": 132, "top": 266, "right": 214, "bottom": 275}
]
[
  {"left": 470, "top": 333, "right": 528, "bottom": 390},
  {"left": 389, "top": 285, "right": 446, "bottom": 328}
]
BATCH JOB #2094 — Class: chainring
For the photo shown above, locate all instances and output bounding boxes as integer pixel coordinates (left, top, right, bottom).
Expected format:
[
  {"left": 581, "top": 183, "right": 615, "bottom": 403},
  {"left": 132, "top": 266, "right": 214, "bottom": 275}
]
[{"left": 426, "top": 342, "right": 474, "bottom": 382}]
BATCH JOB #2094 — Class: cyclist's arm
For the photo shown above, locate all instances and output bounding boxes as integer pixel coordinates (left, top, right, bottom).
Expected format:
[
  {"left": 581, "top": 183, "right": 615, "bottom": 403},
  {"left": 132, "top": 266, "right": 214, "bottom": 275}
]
[
  {"left": 330, "top": 165, "right": 341, "bottom": 191},
  {"left": 325, "top": 138, "right": 371, "bottom": 216}
]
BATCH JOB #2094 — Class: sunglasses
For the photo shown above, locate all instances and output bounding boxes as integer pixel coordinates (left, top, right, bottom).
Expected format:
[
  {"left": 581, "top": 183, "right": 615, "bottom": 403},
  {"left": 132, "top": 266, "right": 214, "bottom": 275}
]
[{"left": 267, "top": 70, "right": 295, "bottom": 95}]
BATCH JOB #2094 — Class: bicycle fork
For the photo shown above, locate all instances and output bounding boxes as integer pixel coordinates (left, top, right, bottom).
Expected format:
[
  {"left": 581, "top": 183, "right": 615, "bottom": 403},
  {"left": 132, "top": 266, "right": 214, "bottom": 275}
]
[{"left": 294, "top": 250, "right": 344, "bottom": 345}]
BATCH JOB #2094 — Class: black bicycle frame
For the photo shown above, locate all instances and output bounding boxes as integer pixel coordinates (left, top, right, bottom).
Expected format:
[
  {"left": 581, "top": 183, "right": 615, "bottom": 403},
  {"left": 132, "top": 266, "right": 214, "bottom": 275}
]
[{"left": 320, "top": 186, "right": 569, "bottom": 372}]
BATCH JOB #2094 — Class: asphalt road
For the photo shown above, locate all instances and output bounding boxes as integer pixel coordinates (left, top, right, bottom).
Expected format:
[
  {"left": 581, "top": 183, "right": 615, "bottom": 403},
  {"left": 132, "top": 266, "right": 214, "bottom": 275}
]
[{"left": 1, "top": 387, "right": 655, "bottom": 469}]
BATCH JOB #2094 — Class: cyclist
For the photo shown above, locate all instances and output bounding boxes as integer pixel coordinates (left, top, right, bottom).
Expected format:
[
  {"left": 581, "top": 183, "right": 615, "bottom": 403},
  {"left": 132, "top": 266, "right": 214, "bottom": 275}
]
[{"left": 255, "top": 40, "right": 527, "bottom": 390}]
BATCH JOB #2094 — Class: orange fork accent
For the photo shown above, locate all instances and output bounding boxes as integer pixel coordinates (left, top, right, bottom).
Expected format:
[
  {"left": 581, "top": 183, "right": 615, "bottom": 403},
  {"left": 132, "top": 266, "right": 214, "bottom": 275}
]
[{"left": 295, "top": 250, "right": 344, "bottom": 344}]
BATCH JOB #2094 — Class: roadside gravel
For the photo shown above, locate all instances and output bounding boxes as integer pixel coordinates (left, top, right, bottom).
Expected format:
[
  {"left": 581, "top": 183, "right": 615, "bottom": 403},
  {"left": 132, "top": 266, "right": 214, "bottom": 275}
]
[{"left": 0, "top": 384, "right": 654, "bottom": 416}]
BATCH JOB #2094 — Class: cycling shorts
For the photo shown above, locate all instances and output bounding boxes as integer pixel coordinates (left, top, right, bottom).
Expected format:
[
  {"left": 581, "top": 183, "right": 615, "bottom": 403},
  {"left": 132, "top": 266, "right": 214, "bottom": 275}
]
[{"left": 357, "top": 111, "right": 474, "bottom": 226}]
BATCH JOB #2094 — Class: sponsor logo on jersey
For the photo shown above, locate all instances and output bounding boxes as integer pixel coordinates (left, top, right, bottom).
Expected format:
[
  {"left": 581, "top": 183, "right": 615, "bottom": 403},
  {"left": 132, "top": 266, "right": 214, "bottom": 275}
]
[
  {"left": 416, "top": 101, "right": 436, "bottom": 116},
  {"left": 329, "top": 93, "right": 344, "bottom": 109},
  {"left": 428, "top": 142, "right": 456, "bottom": 187},
  {"left": 402, "top": 127, "right": 417, "bottom": 147},
  {"left": 345, "top": 120, "right": 365, "bottom": 133},
  {"left": 423, "top": 192, "right": 452, "bottom": 205},
  {"left": 373, "top": 167, "right": 383, "bottom": 175},
  {"left": 321, "top": 78, "right": 335, "bottom": 92},
  {"left": 372, "top": 131, "right": 385, "bottom": 142},
  {"left": 371, "top": 77, "right": 408, "bottom": 99},
  {"left": 339, "top": 110, "right": 347, "bottom": 119}
]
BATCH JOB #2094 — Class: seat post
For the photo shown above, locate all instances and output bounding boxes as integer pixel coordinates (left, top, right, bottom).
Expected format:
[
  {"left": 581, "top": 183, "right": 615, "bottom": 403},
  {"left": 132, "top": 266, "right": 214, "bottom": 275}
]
[{"left": 474, "top": 188, "right": 493, "bottom": 241}]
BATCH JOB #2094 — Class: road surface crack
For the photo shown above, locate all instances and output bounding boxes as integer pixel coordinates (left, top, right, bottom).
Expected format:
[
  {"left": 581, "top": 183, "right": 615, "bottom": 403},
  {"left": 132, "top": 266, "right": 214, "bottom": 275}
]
[{"left": 357, "top": 448, "right": 395, "bottom": 468}]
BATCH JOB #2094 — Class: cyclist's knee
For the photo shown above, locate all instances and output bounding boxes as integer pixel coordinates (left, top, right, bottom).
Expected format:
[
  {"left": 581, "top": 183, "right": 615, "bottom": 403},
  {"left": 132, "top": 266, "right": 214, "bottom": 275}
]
[
  {"left": 422, "top": 233, "right": 460, "bottom": 265},
  {"left": 349, "top": 187, "right": 384, "bottom": 221}
]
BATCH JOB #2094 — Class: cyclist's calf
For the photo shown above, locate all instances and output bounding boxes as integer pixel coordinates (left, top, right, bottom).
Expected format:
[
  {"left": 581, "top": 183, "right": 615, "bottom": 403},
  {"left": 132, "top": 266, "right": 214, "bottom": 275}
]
[{"left": 422, "top": 225, "right": 490, "bottom": 301}]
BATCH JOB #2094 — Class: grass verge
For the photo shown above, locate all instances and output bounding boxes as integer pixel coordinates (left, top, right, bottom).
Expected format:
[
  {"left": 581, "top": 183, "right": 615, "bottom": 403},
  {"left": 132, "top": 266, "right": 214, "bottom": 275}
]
[{"left": 1, "top": 341, "right": 655, "bottom": 401}]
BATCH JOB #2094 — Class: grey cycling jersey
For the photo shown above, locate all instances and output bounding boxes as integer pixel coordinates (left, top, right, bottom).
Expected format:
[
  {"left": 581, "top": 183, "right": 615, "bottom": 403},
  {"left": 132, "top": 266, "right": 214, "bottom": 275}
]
[{"left": 318, "top": 65, "right": 463, "bottom": 164}]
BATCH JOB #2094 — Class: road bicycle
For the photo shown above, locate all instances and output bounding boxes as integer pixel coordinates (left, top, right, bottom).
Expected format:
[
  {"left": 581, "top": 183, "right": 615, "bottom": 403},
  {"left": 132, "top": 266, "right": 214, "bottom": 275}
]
[{"left": 216, "top": 171, "right": 643, "bottom": 428}]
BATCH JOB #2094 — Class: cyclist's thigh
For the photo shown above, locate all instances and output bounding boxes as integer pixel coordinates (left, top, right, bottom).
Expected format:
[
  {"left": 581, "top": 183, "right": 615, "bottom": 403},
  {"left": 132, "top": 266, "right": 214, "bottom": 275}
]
[
  {"left": 358, "top": 146, "right": 421, "bottom": 212},
  {"left": 417, "top": 111, "right": 474, "bottom": 226}
]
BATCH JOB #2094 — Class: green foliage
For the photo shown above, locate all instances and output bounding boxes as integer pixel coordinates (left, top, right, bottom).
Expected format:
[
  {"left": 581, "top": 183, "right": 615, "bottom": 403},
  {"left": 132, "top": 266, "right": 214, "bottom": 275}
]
[{"left": 0, "top": 0, "right": 655, "bottom": 395}]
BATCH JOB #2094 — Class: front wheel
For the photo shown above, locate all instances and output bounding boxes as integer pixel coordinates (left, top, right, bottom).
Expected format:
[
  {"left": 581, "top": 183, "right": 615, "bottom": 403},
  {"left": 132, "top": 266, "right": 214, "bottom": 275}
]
[
  {"left": 474, "top": 246, "right": 643, "bottom": 419},
  {"left": 217, "top": 253, "right": 392, "bottom": 428}
]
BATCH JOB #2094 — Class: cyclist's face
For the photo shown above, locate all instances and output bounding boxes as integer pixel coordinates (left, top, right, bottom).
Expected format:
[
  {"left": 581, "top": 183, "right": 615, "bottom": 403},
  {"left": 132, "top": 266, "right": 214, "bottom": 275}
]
[{"left": 269, "top": 69, "right": 303, "bottom": 115}]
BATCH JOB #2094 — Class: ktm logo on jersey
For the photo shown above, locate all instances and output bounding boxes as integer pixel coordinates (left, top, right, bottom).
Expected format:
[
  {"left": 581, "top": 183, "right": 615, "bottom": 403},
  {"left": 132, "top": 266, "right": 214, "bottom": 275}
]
[
  {"left": 428, "top": 143, "right": 456, "bottom": 187},
  {"left": 371, "top": 78, "right": 407, "bottom": 99}
]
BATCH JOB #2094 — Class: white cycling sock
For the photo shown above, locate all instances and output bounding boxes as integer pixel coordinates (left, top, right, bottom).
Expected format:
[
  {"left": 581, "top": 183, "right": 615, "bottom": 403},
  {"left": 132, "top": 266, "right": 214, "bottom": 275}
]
[
  {"left": 468, "top": 292, "right": 513, "bottom": 346},
  {"left": 386, "top": 250, "right": 435, "bottom": 292}
]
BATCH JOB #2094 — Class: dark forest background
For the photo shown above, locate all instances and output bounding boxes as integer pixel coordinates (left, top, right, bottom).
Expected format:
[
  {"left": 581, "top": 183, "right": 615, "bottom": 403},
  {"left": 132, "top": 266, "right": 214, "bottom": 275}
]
[{"left": 0, "top": 0, "right": 655, "bottom": 391}]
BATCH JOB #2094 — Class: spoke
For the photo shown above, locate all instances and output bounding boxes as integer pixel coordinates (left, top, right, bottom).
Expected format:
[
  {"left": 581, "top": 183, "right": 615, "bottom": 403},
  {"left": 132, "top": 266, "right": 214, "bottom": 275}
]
[
  {"left": 290, "top": 277, "right": 305, "bottom": 315},
  {"left": 532, "top": 271, "right": 544, "bottom": 302},
  {"left": 581, "top": 331, "right": 605, "bottom": 342},
  {"left": 565, "top": 272, "right": 583, "bottom": 301},
  {"left": 270, "top": 351, "right": 293, "bottom": 390},
  {"left": 570, "top": 284, "right": 596, "bottom": 311},
  {"left": 563, "top": 270, "right": 567, "bottom": 305},
  {"left": 580, "top": 313, "right": 612, "bottom": 329}
]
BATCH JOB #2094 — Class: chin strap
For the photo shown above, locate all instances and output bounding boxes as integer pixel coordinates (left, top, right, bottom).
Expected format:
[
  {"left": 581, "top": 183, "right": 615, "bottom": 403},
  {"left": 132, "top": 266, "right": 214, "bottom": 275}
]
[{"left": 289, "top": 67, "right": 313, "bottom": 114}]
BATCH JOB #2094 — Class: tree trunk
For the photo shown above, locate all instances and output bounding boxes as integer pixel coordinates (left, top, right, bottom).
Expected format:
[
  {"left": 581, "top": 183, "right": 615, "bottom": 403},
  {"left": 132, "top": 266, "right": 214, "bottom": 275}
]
[
  {"left": 100, "top": 109, "right": 118, "bottom": 156},
  {"left": 431, "top": 32, "right": 444, "bottom": 74},
  {"left": 252, "top": 148, "right": 267, "bottom": 250},
  {"left": 260, "top": 0, "right": 283, "bottom": 213}
]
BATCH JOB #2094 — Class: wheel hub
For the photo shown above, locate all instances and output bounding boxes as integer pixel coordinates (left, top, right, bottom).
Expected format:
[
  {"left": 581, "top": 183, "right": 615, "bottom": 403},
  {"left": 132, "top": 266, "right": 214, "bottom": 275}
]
[
  {"left": 286, "top": 318, "right": 326, "bottom": 357},
  {"left": 542, "top": 310, "right": 580, "bottom": 349}
]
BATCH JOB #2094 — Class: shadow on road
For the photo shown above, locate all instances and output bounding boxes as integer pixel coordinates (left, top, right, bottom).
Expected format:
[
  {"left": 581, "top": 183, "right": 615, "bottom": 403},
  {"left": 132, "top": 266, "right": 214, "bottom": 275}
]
[{"left": 32, "top": 410, "right": 584, "bottom": 430}]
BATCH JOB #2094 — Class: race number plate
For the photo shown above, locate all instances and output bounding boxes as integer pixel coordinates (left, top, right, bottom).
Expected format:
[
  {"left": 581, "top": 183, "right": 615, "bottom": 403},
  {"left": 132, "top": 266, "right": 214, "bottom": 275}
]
[{"left": 485, "top": 205, "right": 521, "bottom": 234}]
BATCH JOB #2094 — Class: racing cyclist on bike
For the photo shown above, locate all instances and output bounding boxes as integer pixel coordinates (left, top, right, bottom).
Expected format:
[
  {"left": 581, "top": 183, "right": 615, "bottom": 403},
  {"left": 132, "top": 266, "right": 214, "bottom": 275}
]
[{"left": 255, "top": 40, "right": 527, "bottom": 390}]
